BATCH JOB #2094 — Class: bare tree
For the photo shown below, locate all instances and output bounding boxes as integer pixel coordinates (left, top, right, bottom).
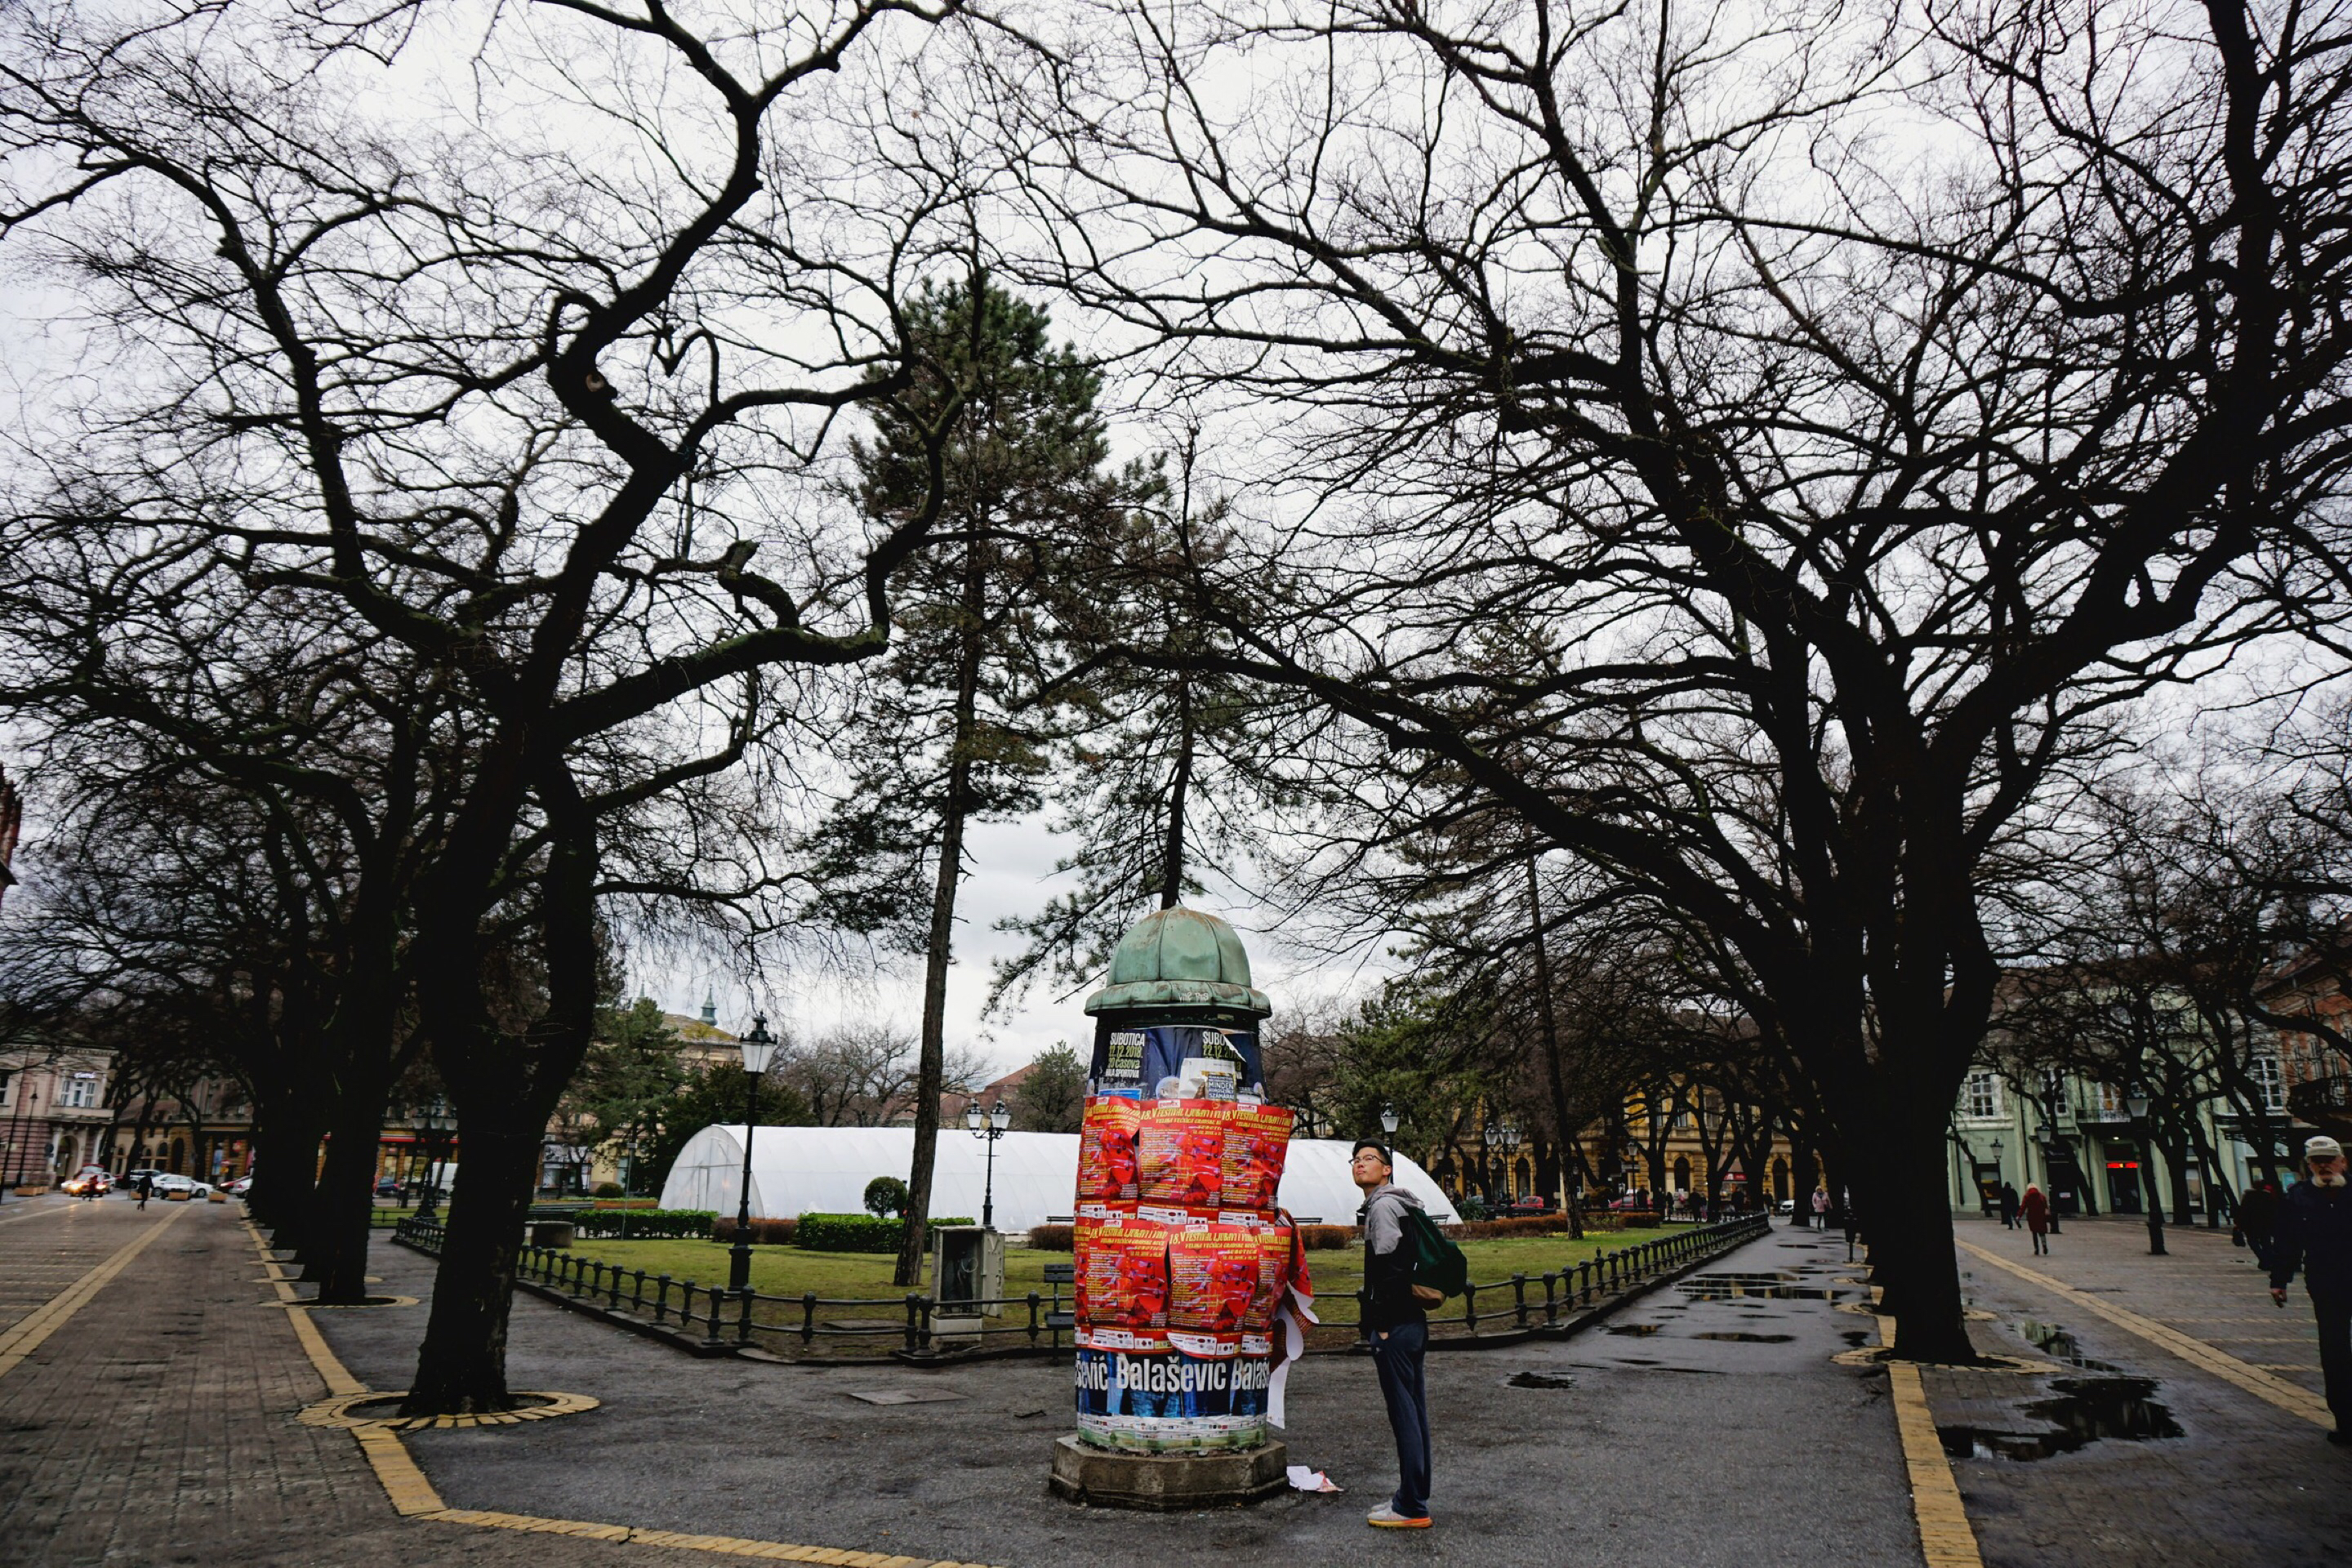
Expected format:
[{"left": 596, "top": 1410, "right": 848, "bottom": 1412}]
[{"left": 975, "top": 0, "right": 2352, "bottom": 1359}]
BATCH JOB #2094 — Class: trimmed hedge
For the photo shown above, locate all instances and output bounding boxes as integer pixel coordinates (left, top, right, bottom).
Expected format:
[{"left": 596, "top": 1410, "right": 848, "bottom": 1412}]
[
  {"left": 569, "top": 1208, "right": 715, "bottom": 1240},
  {"left": 712, "top": 1216, "right": 799, "bottom": 1245},
  {"left": 794, "top": 1212, "right": 973, "bottom": 1252}
]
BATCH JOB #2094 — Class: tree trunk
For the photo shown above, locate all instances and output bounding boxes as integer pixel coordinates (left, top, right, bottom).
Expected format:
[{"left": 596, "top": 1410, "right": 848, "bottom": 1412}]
[
  {"left": 1865, "top": 1117, "right": 1975, "bottom": 1365},
  {"left": 896, "top": 533, "right": 987, "bottom": 1288},
  {"left": 1159, "top": 676, "right": 1193, "bottom": 909},
  {"left": 403, "top": 1116, "right": 538, "bottom": 1414},
  {"left": 301, "top": 1054, "right": 396, "bottom": 1303},
  {"left": 1524, "top": 857, "right": 1581, "bottom": 1237}
]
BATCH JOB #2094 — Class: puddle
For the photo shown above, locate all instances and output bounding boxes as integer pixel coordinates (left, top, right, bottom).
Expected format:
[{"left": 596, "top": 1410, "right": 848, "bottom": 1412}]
[
  {"left": 1692, "top": 1331, "right": 1794, "bottom": 1343},
  {"left": 2016, "top": 1321, "right": 2123, "bottom": 1374},
  {"left": 1679, "top": 1272, "right": 1851, "bottom": 1302},
  {"left": 1506, "top": 1371, "right": 1578, "bottom": 1389},
  {"left": 1606, "top": 1323, "right": 1663, "bottom": 1336},
  {"left": 1936, "top": 1378, "right": 2181, "bottom": 1461},
  {"left": 1839, "top": 1329, "right": 1873, "bottom": 1348}
]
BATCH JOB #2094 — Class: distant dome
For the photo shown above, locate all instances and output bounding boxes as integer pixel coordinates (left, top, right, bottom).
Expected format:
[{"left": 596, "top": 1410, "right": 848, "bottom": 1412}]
[{"left": 1083, "top": 906, "right": 1272, "bottom": 1018}]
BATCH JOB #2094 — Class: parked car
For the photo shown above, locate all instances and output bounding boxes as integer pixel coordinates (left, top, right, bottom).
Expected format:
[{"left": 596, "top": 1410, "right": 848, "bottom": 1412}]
[
  {"left": 62, "top": 1165, "right": 113, "bottom": 1196},
  {"left": 152, "top": 1173, "right": 208, "bottom": 1200},
  {"left": 224, "top": 1176, "right": 253, "bottom": 1197},
  {"left": 373, "top": 1176, "right": 405, "bottom": 1200},
  {"left": 1774, "top": 1198, "right": 1796, "bottom": 1216},
  {"left": 1507, "top": 1196, "right": 1552, "bottom": 1214}
]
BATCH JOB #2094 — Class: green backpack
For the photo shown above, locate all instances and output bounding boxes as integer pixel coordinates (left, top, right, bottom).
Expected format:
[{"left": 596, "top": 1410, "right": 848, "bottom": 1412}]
[{"left": 1401, "top": 1206, "right": 1468, "bottom": 1302}]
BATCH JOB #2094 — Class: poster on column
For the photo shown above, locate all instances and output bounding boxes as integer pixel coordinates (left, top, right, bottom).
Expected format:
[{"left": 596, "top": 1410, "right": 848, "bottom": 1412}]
[
  {"left": 1073, "top": 1344, "right": 1272, "bottom": 1453},
  {"left": 1088, "top": 1024, "right": 1265, "bottom": 1100}
]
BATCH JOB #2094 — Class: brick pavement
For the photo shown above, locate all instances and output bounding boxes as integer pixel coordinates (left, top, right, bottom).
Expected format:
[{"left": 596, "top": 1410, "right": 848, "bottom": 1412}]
[
  {"left": 1924, "top": 1216, "right": 2350, "bottom": 1568},
  {"left": 0, "top": 1197, "right": 760, "bottom": 1567}
]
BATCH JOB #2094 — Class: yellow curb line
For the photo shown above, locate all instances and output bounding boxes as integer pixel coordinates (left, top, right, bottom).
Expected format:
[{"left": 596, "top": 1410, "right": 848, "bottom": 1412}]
[
  {"left": 1863, "top": 1309, "right": 1985, "bottom": 1568},
  {"left": 0, "top": 1206, "right": 185, "bottom": 1379},
  {"left": 240, "top": 1220, "right": 1002, "bottom": 1565},
  {"left": 1956, "top": 1240, "right": 2332, "bottom": 1428}
]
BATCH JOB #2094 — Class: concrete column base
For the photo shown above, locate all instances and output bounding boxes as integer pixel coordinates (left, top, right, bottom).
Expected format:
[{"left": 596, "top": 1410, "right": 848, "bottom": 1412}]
[{"left": 1048, "top": 1435, "right": 1289, "bottom": 1510}]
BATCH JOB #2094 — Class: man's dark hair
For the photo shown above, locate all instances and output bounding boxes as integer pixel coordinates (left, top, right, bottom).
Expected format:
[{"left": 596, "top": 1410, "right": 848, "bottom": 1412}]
[{"left": 1352, "top": 1137, "right": 1392, "bottom": 1163}]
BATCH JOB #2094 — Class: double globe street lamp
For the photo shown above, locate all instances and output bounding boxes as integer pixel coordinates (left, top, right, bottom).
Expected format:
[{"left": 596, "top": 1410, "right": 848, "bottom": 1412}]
[
  {"left": 967, "top": 1097, "right": 1011, "bottom": 1231},
  {"left": 728, "top": 1016, "right": 778, "bottom": 1294}
]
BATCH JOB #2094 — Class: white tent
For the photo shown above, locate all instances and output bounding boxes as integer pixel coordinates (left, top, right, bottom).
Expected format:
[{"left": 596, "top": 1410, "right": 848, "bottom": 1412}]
[{"left": 658, "top": 1126, "right": 1460, "bottom": 1232}]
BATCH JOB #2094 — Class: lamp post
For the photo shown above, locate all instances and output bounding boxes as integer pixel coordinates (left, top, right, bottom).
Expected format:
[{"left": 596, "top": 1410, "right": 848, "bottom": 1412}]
[
  {"left": 967, "top": 1097, "right": 1011, "bottom": 1230},
  {"left": 728, "top": 1015, "right": 777, "bottom": 1294},
  {"left": 1379, "top": 1102, "right": 1400, "bottom": 1162},
  {"left": 419, "top": 1098, "right": 451, "bottom": 1221},
  {"left": 2124, "top": 1092, "right": 2166, "bottom": 1256},
  {"left": 1495, "top": 1123, "right": 1522, "bottom": 1203}
]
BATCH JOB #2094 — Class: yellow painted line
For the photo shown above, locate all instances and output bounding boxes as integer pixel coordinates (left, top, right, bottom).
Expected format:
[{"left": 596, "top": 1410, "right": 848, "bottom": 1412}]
[
  {"left": 238, "top": 1220, "right": 1002, "bottom": 1565},
  {"left": 1957, "top": 1240, "right": 2332, "bottom": 1428},
  {"left": 0, "top": 1207, "right": 185, "bottom": 1379},
  {"left": 1867, "top": 1308, "right": 1984, "bottom": 1568}
]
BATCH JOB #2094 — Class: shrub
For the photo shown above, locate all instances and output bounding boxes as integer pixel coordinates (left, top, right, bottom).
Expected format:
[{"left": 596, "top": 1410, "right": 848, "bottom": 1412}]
[
  {"left": 592, "top": 1181, "right": 625, "bottom": 1198},
  {"left": 568, "top": 1208, "right": 715, "bottom": 1240},
  {"left": 1028, "top": 1223, "right": 1073, "bottom": 1250},
  {"left": 712, "top": 1216, "right": 798, "bottom": 1245},
  {"left": 794, "top": 1212, "right": 974, "bottom": 1252},
  {"left": 863, "top": 1175, "right": 910, "bottom": 1218}
]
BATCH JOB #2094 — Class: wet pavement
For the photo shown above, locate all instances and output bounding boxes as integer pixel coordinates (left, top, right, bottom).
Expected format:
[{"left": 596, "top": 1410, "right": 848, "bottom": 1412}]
[
  {"left": 1929, "top": 1217, "right": 2350, "bottom": 1567},
  {"left": 309, "top": 1221, "right": 1925, "bottom": 1567}
]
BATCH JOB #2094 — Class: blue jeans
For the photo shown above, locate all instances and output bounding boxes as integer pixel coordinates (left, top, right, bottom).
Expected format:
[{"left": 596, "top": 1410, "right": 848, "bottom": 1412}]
[{"left": 1372, "top": 1319, "right": 1431, "bottom": 1517}]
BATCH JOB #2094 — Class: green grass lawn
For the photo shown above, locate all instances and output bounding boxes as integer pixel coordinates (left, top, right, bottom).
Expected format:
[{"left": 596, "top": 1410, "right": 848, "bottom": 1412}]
[
  {"left": 559, "top": 1224, "right": 1681, "bottom": 1354},
  {"left": 568, "top": 1225, "right": 1673, "bottom": 1307}
]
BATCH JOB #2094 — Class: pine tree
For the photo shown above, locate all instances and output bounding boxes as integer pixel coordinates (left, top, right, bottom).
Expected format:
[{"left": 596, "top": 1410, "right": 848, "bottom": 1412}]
[{"left": 804, "top": 275, "right": 1150, "bottom": 1285}]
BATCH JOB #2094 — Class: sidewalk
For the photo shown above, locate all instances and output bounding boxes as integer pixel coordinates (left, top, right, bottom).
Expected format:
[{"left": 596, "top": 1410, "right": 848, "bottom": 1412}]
[
  {"left": 305, "top": 1218, "right": 1922, "bottom": 1568},
  {"left": 0, "top": 1198, "right": 719, "bottom": 1567},
  {"left": 1927, "top": 1216, "right": 2349, "bottom": 1568}
]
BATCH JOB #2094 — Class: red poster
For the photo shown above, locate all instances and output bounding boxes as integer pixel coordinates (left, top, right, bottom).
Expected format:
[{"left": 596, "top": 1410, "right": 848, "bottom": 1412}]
[
  {"left": 1219, "top": 1102, "right": 1292, "bottom": 1214},
  {"left": 1168, "top": 1221, "right": 1262, "bottom": 1334},
  {"left": 1076, "top": 1211, "right": 1169, "bottom": 1330},
  {"left": 1250, "top": 1221, "right": 1292, "bottom": 1333},
  {"left": 1139, "top": 1098, "right": 1227, "bottom": 1209},
  {"left": 1077, "top": 1096, "right": 1142, "bottom": 1203}
]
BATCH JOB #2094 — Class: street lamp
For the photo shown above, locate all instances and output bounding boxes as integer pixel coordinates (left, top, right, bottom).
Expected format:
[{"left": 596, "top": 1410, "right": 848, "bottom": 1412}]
[
  {"left": 967, "top": 1097, "right": 1011, "bottom": 1230},
  {"left": 2123, "top": 1092, "right": 2166, "bottom": 1257},
  {"left": 1495, "top": 1123, "right": 1522, "bottom": 1201},
  {"left": 418, "top": 1098, "right": 452, "bottom": 1221},
  {"left": 1379, "top": 1102, "right": 1400, "bottom": 1160},
  {"left": 728, "top": 1015, "right": 777, "bottom": 1294}
]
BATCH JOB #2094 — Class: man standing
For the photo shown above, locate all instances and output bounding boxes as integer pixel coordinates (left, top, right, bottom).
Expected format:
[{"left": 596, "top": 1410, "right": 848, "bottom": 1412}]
[
  {"left": 2269, "top": 1135, "right": 2352, "bottom": 1447},
  {"left": 1998, "top": 1182, "right": 2021, "bottom": 1230},
  {"left": 2238, "top": 1179, "right": 2281, "bottom": 1273},
  {"left": 1352, "top": 1138, "right": 1433, "bottom": 1528}
]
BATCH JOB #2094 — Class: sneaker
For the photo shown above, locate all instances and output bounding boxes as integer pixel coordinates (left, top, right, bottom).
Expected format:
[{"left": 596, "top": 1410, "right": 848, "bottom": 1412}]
[{"left": 1368, "top": 1506, "right": 1432, "bottom": 1529}]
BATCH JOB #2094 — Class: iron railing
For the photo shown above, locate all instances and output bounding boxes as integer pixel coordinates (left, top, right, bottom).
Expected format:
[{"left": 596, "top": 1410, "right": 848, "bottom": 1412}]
[{"left": 393, "top": 1209, "right": 1769, "bottom": 1358}]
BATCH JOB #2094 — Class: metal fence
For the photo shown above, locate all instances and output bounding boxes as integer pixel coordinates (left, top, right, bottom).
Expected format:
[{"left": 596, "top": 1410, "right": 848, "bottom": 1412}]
[{"left": 393, "top": 1209, "right": 1770, "bottom": 1360}]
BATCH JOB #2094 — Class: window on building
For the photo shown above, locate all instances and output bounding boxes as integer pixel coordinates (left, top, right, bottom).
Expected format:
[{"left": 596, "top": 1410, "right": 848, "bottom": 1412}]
[
  {"left": 2251, "top": 1057, "right": 2286, "bottom": 1113},
  {"left": 1964, "top": 1071, "right": 2002, "bottom": 1120},
  {"left": 61, "top": 1073, "right": 99, "bottom": 1109},
  {"left": 2091, "top": 1081, "right": 2125, "bottom": 1116}
]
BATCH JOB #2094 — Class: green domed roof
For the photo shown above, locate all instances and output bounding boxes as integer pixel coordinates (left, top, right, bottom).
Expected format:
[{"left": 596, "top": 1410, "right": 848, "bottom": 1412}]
[{"left": 1083, "top": 907, "right": 1272, "bottom": 1018}]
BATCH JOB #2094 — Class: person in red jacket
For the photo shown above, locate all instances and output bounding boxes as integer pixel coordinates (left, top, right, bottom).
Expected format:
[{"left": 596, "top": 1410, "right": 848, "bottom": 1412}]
[{"left": 2021, "top": 1184, "right": 2051, "bottom": 1256}]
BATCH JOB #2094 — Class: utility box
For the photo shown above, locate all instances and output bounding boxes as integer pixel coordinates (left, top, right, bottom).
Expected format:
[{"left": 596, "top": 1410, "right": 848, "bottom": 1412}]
[{"left": 929, "top": 1225, "right": 1004, "bottom": 1323}]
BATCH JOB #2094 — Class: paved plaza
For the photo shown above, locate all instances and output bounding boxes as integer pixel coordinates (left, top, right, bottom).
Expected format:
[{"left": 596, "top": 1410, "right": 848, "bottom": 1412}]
[{"left": 1, "top": 1196, "right": 2345, "bottom": 1567}]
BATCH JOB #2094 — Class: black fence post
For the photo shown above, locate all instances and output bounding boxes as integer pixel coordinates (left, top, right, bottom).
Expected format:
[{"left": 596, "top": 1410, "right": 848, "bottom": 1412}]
[
  {"left": 1512, "top": 1272, "right": 1529, "bottom": 1329},
  {"left": 737, "top": 1286, "right": 756, "bottom": 1347},
  {"left": 654, "top": 1274, "right": 671, "bottom": 1323},
  {"left": 1027, "top": 1291, "right": 1042, "bottom": 1347},
  {"left": 904, "top": 1294, "right": 920, "bottom": 1354},
  {"left": 1463, "top": 1281, "right": 1480, "bottom": 1334},
  {"left": 1543, "top": 1271, "right": 1558, "bottom": 1325},
  {"left": 704, "top": 1286, "right": 727, "bottom": 1347},
  {"left": 801, "top": 1292, "right": 817, "bottom": 1348}
]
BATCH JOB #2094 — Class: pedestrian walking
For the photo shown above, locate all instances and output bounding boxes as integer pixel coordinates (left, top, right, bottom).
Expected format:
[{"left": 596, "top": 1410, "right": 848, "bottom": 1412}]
[
  {"left": 2022, "top": 1183, "right": 2051, "bottom": 1255},
  {"left": 1352, "top": 1137, "right": 1434, "bottom": 1527},
  {"left": 134, "top": 1171, "right": 153, "bottom": 1210},
  {"left": 1999, "top": 1182, "right": 2021, "bottom": 1230},
  {"left": 1810, "top": 1187, "right": 1830, "bottom": 1232},
  {"left": 2238, "top": 1179, "right": 2282, "bottom": 1273},
  {"left": 2267, "top": 1135, "right": 2352, "bottom": 1447}
]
